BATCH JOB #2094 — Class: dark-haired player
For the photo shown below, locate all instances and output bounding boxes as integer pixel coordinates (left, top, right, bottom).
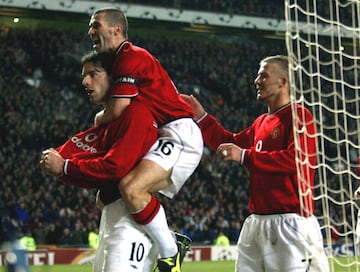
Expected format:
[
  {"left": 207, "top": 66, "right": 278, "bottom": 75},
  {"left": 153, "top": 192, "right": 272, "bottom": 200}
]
[{"left": 87, "top": 7, "right": 203, "bottom": 271}]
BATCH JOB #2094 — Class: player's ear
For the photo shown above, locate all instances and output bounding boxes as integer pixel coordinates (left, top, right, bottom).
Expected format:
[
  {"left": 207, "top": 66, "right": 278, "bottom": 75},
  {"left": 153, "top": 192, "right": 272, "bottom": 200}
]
[
  {"left": 114, "top": 24, "right": 124, "bottom": 37},
  {"left": 279, "top": 76, "right": 288, "bottom": 88}
]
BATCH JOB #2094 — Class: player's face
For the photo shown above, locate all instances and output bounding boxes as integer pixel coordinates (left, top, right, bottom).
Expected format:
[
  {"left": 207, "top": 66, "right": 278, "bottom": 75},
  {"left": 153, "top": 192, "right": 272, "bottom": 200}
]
[
  {"left": 82, "top": 62, "right": 111, "bottom": 105},
  {"left": 88, "top": 12, "right": 116, "bottom": 52},
  {"left": 254, "top": 62, "right": 283, "bottom": 102}
]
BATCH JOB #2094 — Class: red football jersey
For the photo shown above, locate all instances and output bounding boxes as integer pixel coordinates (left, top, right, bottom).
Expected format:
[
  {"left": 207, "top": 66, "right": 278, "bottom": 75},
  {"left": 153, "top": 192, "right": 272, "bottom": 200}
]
[
  {"left": 56, "top": 101, "right": 157, "bottom": 192},
  {"left": 199, "top": 103, "right": 317, "bottom": 216},
  {"left": 111, "top": 41, "right": 193, "bottom": 125}
]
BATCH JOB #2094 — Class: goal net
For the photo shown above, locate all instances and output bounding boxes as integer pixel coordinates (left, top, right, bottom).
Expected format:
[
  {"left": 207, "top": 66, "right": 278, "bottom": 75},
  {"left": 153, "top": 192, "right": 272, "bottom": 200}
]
[{"left": 285, "top": 0, "right": 360, "bottom": 271}]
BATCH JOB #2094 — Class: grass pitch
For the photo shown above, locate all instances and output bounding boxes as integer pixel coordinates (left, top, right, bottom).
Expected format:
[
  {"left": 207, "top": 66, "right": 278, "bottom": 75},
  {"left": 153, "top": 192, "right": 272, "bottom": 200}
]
[
  {"left": 0, "top": 258, "right": 358, "bottom": 272},
  {"left": 1, "top": 261, "right": 233, "bottom": 272}
]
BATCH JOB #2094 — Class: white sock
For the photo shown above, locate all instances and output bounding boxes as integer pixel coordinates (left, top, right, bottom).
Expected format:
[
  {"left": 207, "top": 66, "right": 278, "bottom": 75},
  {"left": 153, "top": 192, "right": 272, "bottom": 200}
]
[{"left": 142, "top": 205, "right": 178, "bottom": 258}]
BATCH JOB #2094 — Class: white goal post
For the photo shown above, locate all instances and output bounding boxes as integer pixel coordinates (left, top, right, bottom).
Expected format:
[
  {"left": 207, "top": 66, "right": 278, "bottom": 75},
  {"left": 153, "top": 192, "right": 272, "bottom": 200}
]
[{"left": 285, "top": 0, "right": 360, "bottom": 271}]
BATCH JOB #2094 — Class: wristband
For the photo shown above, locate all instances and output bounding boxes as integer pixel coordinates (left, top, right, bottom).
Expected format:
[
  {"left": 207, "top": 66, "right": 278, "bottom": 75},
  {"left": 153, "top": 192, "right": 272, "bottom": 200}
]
[
  {"left": 240, "top": 149, "right": 246, "bottom": 165},
  {"left": 63, "top": 159, "right": 69, "bottom": 175},
  {"left": 196, "top": 112, "right": 208, "bottom": 123}
]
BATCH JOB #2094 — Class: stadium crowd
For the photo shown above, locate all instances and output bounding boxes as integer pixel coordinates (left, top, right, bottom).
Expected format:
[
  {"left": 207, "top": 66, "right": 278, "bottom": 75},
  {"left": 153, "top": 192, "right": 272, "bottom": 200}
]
[
  {"left": 1, "top": 15, "right": 356, "bottom": 248},
  {"left": 100, "top": 0, "right": 356, "bottom": 26},
  {"left": 117, "top": 0, "right": 284, "bottom": 18},
  {"left": 0, "top": 25, "right": 283, "bottom": 247}
]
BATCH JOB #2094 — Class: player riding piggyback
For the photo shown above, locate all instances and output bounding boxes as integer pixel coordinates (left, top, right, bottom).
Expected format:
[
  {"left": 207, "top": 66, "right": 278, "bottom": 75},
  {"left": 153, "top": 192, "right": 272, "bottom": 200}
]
[{"left": 88, "top": 7, "right": 203, "bottom": 272}]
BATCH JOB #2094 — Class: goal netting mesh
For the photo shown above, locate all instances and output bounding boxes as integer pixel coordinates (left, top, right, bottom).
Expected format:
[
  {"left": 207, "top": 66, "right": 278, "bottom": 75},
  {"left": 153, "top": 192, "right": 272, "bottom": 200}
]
[{"left": 285, "top": 0, "right": 360, "bottom": 270}]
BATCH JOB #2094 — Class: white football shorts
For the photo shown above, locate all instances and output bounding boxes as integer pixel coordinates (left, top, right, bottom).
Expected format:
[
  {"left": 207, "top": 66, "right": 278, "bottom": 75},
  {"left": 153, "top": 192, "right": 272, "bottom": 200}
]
[
  {"left": 93, "top": 199, "right": 158, "bottom": 272},
  {"left": 235, "top": 213, "right": 329, "bottom": 272},
  {"left": 143, "top": 118, "right": 203, "bottom": 198}
]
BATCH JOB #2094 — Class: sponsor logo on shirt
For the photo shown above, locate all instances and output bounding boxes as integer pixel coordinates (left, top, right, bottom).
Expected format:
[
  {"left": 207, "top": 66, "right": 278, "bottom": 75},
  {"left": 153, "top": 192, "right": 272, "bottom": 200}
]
[{"left": 71, "top": 133, "right": 98, "bottom": 153}]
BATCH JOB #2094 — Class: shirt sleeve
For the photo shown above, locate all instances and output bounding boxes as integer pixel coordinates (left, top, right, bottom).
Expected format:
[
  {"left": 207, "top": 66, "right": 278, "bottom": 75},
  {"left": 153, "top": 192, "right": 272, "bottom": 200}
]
[
  {"left": 243, "top": 144, "right": 297, "bottom": 174},
  {"left": 111, "top": 45, "right": 150, "bottom": 98},
  {"left": 199, "top": 113, "right": 252, "bottom": 151}
]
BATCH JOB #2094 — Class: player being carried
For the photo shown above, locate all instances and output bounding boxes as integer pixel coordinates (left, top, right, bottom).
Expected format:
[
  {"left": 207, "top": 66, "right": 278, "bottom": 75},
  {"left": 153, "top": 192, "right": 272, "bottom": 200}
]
[{"left": 45, "top": 7, "right": 203, "bottom": 272}]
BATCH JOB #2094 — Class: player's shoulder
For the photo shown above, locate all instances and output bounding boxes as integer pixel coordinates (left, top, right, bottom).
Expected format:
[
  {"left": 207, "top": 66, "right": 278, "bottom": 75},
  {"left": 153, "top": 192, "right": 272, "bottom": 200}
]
[
  {"left": 115, "top": 42, "right": 152, "bottom": 71},
  {"left": 123, "top": 101, "right": 152, "bottom": 117},
  {"left": 119, "top": 41, "right": 151, "bottom": 57},
  {"left": 295, "top": 103, "right": 313, "bottom": 118},
  {"left": 122, "top": 101, "right": 157, "bottom": 128}
]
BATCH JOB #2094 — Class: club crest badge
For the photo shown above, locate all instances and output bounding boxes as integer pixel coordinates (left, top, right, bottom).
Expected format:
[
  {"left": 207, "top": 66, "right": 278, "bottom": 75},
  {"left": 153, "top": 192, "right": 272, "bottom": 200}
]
[{"left": 271, "top": 127, "right": 280, "bottom": 139}]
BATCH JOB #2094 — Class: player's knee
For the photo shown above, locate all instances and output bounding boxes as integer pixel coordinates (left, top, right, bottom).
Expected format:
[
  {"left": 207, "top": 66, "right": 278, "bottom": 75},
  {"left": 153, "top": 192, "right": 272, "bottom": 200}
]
[{"left": 119, "top": 178, "right": 140, "bottom": 201}]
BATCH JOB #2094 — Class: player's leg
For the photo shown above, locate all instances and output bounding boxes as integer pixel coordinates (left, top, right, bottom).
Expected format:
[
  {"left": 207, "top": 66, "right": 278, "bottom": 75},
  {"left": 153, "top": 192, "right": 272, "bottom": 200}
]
[
  {"left": 235, "top": 214, "right": 264, "bottom": 272},
  {"left": 262, "top": 214, "right": 329, "bottom": 272},
  {"left": 119, "top": 160, "right": 178, "bottom": 259},
  {"left": 93, "top": 199, "right": 155, "bottom": 272},
  {"left": 119, "top": 118, "right": 203, "bottom": 271},
  {"left": 93, "top": 204, "right": 105, "bottom": 272}
]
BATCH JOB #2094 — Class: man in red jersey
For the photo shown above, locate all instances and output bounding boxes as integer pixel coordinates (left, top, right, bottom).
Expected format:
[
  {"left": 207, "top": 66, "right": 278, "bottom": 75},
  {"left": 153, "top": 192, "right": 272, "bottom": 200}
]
[
  {"left": 86, "top": 7, "right": 203, "bottom": 271},
  {"left": 182, "top": 55, "right": 329, "bottom": 271},
  {"left": 41, "top": 51, "right": 159, "bottom": 271}
]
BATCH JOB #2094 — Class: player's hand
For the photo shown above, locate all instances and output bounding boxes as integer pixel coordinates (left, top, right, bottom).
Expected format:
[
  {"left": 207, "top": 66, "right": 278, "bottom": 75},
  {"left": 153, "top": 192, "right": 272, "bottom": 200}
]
[
  {"left": 216, "top": 143, "right": 242, "bottom": 163},
  {"left": 180, "top": 94, "right": 206, "bottom": 121},
  {"left": 40, "top": 148, "right": 65, "bottom": 177}
]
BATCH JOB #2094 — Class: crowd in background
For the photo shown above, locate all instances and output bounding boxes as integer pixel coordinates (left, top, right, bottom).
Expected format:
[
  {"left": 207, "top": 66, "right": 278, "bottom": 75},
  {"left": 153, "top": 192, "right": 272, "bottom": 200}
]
[
  {"left": 103, "top": 0, "right": 357, "bottom": 26},
  {"left": 0, "top": 24, "right": 283, "bottom": 247},
  {"left": 0, "top": 9, "right": 357, "bottom": 248},
  {"left": 115, "top": 0, "right": 284, "bottom": 18}
]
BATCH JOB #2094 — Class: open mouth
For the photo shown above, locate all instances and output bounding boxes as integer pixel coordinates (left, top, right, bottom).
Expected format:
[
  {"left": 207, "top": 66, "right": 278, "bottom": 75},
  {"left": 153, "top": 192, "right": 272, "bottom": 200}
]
[
  {"left": 93, "top": 40, "right": 100, "bottom": 47},
  {"left": 91, "top": 36, "right": 100, "bottom": 48},
  {"left": 86, "top": 88, "right": 94, "bottom": 96}
]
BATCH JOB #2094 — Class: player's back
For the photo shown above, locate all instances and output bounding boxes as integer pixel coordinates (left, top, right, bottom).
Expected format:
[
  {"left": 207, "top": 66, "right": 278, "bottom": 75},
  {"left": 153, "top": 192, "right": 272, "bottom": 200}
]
[{"left": 112, "top": 41, "right": 193, "bottom": 125}]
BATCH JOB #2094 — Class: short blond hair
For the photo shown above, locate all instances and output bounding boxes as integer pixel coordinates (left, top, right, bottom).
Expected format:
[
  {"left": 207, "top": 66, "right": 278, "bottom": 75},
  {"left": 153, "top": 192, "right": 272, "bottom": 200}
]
[{"left": 260, "top": 55, "right": 289, "bottom": 78}]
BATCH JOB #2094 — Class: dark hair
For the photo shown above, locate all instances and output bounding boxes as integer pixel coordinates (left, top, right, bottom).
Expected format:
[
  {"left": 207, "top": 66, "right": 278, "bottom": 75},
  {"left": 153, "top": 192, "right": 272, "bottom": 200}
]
[
  {"left": 81, "top": 51, "right": 114, "bottom": 75},
  {"left": 93, "top": 7, "right": 128, "bottom": 39}
]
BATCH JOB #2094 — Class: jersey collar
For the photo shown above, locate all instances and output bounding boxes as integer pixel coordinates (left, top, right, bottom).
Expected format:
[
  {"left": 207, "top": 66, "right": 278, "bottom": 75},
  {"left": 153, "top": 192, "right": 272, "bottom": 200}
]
[{"left": 115, "top": 40, "right": 130, "bottom": 56}]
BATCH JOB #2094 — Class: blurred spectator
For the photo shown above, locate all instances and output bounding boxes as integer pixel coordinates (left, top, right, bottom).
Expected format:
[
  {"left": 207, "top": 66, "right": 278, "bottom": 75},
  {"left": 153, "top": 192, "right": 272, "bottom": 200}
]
[
  {"left": 14, "top": 201, "right": 30, "bottom": 227},
  {"left": 215, "top": 229, "right": 230, "bottom": 246},
  {"left": 72, "top": 219, "right": 87, "bottom": 246},
  {"left": 58, "top": 227, "right": 73, "bottom": 246},
  {"left": 88, "top": 227, "right": 99, "bottom": 249},
  {"left": 20, "top": 228, "right": 36, "bottom": 250},
  {"left": 45, "top": 223, "right": 62, "bottom": 245},
  {"left": 32, "top": 220, "right": 47, "bottom": 245},
  {"left": 228, "top": 221, "right": 241, "bottom": 244}
]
